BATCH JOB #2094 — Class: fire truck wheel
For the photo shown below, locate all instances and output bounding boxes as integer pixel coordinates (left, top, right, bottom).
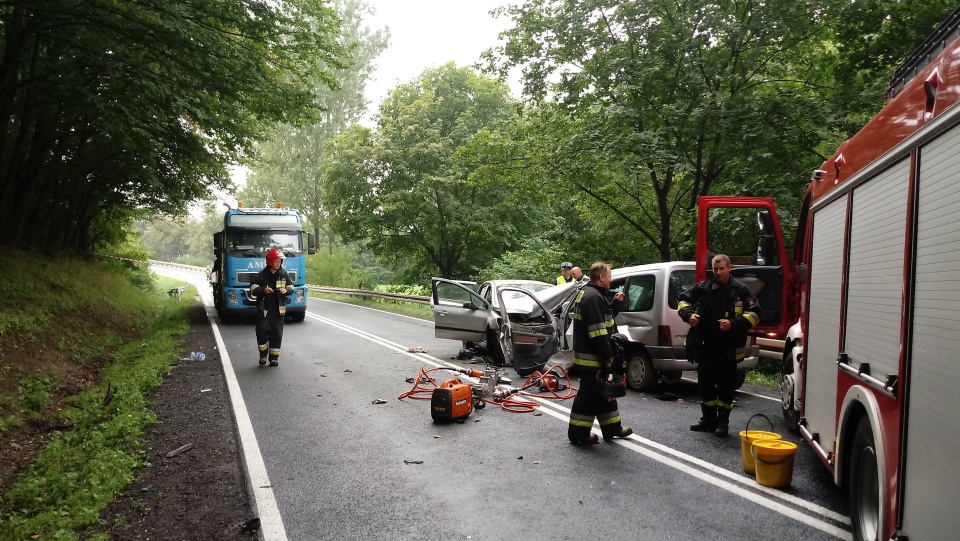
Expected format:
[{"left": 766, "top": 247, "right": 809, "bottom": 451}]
[
  {"left": 626, "top": 350, "right": 656, "bottom": 391},
  {"left": 779, "top": 345, "right": 800, "bottom": 434},
  {"left": 848, "top": 417, "right": 880, "bottom": 541}
]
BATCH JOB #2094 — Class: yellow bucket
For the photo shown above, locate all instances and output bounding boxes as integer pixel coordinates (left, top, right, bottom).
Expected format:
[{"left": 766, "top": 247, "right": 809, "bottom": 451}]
[
  {"left": 751, "top": 439, "right": 798, "bottom": 488},
  {"left": 739, "top": 413, "right": 782, "bottom": 475}
]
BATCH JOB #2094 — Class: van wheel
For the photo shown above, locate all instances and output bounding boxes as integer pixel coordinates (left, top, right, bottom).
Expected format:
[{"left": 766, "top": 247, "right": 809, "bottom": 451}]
[
  {"left": 849, "top": 417, "right": 881, "bottom": 541},
  {"left": 626, "top": 350, "right": 657, "bottom": 391},
  {"left": 733, "top": 369, "right": 747, "bottom": 390},
  {"left": 660, "top": 371, "right": 682, "bottom": 385}
]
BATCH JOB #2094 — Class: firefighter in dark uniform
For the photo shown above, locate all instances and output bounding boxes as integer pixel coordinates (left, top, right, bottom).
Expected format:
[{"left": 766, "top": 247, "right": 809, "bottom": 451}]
[
  {"left": 250, "top": 248, "right": 294, "bottom": 367},
  {"left": 567, "top": 262, "right": 634, "bottom": 444},
  {"left": 677, "top": 254, "right": 760, "bottom": 437}
]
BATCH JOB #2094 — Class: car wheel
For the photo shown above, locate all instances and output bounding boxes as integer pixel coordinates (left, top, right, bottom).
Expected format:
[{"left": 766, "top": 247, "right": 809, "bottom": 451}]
[
  {"left": 733, "top": 369, "right": 747, "bottom": 390},
  {"left": 848, "top": 417, "right": 881, "bottom": 541},
  {"left": 660, "top": 371, "right": 682, "bottom": 385},
  {"left": 626, "top": 350, "right": 657, "bottom": 391},
  {"left": 485, "top": 328, "right": 505, "bottom": 365},
  {"left": 289, "top": 310, "right": 306, "bottom": 323}
]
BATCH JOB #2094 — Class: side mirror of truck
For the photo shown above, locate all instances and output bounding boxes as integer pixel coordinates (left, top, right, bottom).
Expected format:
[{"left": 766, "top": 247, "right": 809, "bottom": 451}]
[
  {"left": 798, "top": 263, "right": 808, "bottom": 284},
  {"left": 308, "top": 232, "right": 317, "bottom": 255}
]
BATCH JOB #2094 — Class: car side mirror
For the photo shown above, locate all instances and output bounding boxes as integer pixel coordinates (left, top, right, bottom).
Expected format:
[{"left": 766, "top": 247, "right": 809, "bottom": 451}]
[{"left": 463, "top": 302, "right": 479, "bottom": 310}]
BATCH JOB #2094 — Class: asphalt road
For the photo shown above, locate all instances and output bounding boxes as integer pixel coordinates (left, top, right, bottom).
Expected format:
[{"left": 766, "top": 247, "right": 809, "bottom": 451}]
[{"left": 154, "top": 266, "right": 851, "bottom": 541}]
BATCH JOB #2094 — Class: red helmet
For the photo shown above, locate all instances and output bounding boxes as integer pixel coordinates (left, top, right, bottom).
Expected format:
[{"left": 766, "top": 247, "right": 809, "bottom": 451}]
[{"left": 266, "top": 248, "right": 285, "bottom": 267}]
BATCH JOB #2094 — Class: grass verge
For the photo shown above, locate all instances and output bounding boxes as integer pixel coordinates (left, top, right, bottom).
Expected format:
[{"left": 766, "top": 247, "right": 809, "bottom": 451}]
[
  {"left": 309, "top": 291, "right": 433, "bottom": 320},
  {"left": 0, "top": 252, "right": 195, "bottom": 541}
]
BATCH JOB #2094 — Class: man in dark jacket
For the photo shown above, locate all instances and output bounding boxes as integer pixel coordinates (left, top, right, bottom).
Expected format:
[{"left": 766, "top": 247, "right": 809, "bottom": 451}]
[
  {"left": 250, "top": 248, "right": 294, "bottom": 367},
  {"left": 677, "top": 254, "right": 760, "bottom": 437},
  {"left": 567, "top": 262, "right": 634, "bottom": 444}
]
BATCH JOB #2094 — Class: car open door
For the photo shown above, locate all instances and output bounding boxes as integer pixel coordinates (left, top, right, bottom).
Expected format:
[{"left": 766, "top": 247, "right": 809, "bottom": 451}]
[
  {"left": 695, "top": 196, "right": 795, "bottom": 338},
  {"left": 494, "top": 286, "right": 561, "bottom": 376},
  {"left": 431, "top": 278, "right": 489, "bottom": 342}
]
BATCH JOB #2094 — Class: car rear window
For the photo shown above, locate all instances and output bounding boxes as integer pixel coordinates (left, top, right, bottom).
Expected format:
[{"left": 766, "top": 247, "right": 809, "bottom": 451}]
[{"left": 668, "top": 270, "right": 695, "bottom": 309}]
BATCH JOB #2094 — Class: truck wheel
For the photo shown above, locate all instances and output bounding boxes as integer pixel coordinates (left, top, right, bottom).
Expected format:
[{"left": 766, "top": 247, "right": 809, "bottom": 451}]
[
  {"left": 626, "top": 350, "right": 657, "bottom": 391},
  {"left": 779, "top": 342, "right": 800, "bottom": 433},
  {"left": 848, "top": 417, "right": 880, "bottom": 541},
  {"left": 290, "top": 310, "right": 306, "bottom": 323}
]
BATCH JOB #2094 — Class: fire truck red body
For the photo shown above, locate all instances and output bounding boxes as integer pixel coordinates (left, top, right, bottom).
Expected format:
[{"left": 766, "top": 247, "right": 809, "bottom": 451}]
[{"left": 694, "top": 8, "right": 960, "bottom": 541}]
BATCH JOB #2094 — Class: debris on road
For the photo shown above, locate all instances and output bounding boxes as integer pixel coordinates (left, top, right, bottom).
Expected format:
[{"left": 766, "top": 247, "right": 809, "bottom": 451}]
[{"left": 165, "top": 443, "right": 193, "bottom": 458}]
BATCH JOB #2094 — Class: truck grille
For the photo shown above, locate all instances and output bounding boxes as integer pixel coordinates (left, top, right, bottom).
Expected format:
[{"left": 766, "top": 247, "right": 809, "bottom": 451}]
[{"left": 236, "top": 271, "right": 297, "bottom": 284}]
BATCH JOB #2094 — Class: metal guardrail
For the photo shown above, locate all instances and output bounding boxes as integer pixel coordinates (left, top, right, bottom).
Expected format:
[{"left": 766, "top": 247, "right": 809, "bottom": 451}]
[
  {"left": 144, "top": 259, "right": 432, "bottom": 305},
  {"left": 307, "top": 286, "right": 430, "bottom": 305}
]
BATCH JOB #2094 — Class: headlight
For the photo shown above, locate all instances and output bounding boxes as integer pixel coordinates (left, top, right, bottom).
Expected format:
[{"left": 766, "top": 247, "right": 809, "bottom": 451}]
[
  {"left": 228, "top": 290, "right": 238, "bottom": 304},
  {"left": 296, "top": 288, "right": 305, "bottom": 302}
]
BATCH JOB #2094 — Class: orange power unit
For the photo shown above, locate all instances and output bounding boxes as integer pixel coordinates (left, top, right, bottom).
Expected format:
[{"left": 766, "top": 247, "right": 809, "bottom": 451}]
[{"left": 430, "top": 379, "right": 473, "bottom": 422}]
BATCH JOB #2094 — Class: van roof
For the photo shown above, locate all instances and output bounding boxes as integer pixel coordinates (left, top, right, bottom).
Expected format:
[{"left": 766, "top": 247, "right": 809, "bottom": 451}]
[{"left": 612, "top": 261, "right": 694, "bottom": 277}]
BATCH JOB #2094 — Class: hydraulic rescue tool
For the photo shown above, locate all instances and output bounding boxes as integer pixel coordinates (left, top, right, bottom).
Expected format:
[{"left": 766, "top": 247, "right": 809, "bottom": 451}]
[{"left": 430, "top": 367, "right": 512, "bottom": 422}]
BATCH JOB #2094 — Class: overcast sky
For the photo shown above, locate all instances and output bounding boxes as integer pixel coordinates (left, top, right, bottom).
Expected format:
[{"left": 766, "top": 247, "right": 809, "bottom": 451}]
[{"left": 361, "top": 0, "right": 515, "bottom": 122}]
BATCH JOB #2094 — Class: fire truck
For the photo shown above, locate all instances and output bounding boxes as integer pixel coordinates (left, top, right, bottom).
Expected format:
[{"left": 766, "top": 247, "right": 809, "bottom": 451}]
[{"left": 694, "top": 8, "right": 960, "bottom": 541}]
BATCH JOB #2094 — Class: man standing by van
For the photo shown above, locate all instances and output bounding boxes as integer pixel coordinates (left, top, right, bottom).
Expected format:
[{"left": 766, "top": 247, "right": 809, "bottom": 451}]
[{"left": 677, "top": 254, "right": 760, "bottom": 437}]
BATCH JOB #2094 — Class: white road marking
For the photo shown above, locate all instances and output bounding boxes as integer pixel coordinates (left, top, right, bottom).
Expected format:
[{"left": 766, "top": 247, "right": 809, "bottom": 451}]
[
  {"left": 307, "top": 310, "right": 851, "bottom": 540},
  {"left": 151, "top": 267, "right": 289, "bottom": 541}
]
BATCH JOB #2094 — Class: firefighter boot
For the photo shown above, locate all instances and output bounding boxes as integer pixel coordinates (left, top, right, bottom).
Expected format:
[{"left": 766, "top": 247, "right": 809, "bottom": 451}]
[
  {"left": 715, "top": 407, "right": 731, "bottom": 438},
  {"left": 690, "top": 404, "right": 717, "bottom": 432}
]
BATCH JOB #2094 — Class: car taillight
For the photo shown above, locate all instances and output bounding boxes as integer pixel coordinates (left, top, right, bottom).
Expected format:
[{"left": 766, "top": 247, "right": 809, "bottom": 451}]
[{"left": 657, "top": 325, "right": 671, "bottom": 346}]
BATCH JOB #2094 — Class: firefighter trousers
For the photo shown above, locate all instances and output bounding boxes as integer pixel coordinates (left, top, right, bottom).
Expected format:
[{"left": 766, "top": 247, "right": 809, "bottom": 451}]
[
  {"left": 696, "top": 343, "right": 737, "bottom": 411},
  {"left": 568, "top": 372, "right": 624, "bottom": 442},
  {"left": 256, "top": 310, "right": 284, "bottom": 362}
]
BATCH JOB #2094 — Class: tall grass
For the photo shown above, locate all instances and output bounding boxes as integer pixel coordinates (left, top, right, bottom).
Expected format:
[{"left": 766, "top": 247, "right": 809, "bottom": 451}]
[{"left": 0, "top": 251, "right": 194, "bottom": 540}]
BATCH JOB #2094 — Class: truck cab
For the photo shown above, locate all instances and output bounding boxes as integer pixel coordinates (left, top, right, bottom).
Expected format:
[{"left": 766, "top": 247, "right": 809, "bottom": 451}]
[{"left": 211, "top": 206, "right": 316, "bottom": 322}]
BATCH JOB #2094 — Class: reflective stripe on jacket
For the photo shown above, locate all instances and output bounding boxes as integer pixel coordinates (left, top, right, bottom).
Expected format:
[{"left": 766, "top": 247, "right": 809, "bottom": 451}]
[{"left": 571, "top": 283, "right": 615, "bottom": 370}]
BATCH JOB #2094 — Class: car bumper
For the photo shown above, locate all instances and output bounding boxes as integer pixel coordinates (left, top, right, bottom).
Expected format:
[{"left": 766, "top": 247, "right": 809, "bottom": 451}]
[{"left": 646, "top": 345, "right": 760, "bottom": 372}]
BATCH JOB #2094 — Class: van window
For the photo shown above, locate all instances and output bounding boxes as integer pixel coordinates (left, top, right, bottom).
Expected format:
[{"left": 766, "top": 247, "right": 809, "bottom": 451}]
[
  {"left": 621, "top": 274, "right": 656, "bottom": 312},
  {"left": 668, "top": 270, "right": 695, "bottom": 309}
]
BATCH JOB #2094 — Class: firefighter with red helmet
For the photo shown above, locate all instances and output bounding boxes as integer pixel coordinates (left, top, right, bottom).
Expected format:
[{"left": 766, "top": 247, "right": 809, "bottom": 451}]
[
  {"left": 249, "top": 248, "right": 294, "bottom": 367},
  {"left": 566, "top": 262, "right": 634, "bottom": 444}
]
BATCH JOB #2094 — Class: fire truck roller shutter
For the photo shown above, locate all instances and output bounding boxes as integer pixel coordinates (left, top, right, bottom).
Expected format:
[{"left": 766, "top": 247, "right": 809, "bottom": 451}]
[
  {"left": 900, "top": 122, "right": 960, "bottom": 540},
  {"left": 844, "top": 159, "right": 909, "bottom": 384},
  {"left": 804, "top": 197, "right": 846, "bottom": 452}
]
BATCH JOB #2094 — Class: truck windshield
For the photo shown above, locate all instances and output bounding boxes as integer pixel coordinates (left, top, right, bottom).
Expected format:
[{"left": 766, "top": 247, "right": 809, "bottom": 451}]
[{"left": 225, "top": 231, "right": 302, "bottom": 257}]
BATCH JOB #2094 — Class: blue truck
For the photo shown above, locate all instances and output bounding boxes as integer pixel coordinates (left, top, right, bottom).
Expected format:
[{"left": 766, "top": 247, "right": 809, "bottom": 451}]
[{"left": 210, "top": 205, "right": 316, "bottom": 322}]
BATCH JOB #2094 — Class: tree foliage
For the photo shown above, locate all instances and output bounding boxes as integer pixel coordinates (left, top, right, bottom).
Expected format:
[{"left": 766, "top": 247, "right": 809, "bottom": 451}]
[
  {"left": 484, "top": 0, "right": 839, "bottom": 261},
  {"left": 242, "top": 0, "right": 388, "bottom": 250},
  {"left": 0, "top": 0, "right": 347, "bottom": 250},
  {"left": 324, "top": 64, "right": 533, "bottom": 279}
]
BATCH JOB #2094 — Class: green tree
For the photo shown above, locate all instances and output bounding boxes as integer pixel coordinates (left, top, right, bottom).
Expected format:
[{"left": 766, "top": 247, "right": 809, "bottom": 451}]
[
  {"left": 486, "top": 0, "right": 837, "bottom": 261},
  {"left": 830, "top": 0, "right": 958, "bottom": 136},
  {"left": 242, "top": 0, "right": 388, "bottom": 252},
  {"left": 324, "top": 64, "right": 532, "bottom": 279},
  {"left": 0, "top": 0, "right": 346, "bottom": 250}
]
